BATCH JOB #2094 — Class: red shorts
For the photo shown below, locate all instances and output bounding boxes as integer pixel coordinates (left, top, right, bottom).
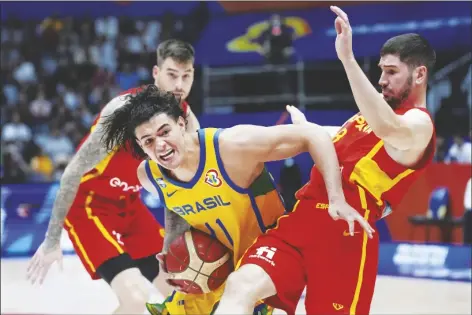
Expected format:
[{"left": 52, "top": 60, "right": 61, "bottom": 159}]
[
  {"left": 239, "top": 186, "right": 380, "bottom": 315},
  {"left": 64, "top": 191, "right": 164, "bottom": 280}
]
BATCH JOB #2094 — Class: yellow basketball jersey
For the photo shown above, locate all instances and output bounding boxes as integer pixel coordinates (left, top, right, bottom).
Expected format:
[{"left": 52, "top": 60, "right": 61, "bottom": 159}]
[{"left": 144, "top": 128, "right": 286, "bottom": 264}]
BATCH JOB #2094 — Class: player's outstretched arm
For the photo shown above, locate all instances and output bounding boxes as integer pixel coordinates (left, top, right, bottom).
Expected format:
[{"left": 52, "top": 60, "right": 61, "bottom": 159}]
[
  {"left": 221, "top": 122, "right": 345, "bottom": 203},
  {"left": 330, "top": 6, "right": 433, "bottom": 151},
  {"left": 27, "top": 97, "right": 125, "bottom": 285},
  {"left": 43, "top": 96, "right": 124, "bottom": 249},
  {"left": 220, "top": 122, "right": 375, "bottom": 237}
]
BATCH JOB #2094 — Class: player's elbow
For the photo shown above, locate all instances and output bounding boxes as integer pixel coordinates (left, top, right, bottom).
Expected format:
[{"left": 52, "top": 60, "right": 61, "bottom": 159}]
[{"left": 288, "top": 124, "right": 330, "bottom": 155}]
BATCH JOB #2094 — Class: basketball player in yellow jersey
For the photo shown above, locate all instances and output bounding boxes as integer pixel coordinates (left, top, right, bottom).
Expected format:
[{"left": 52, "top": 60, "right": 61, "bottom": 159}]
[{"left": 100, "top": 85, "right": 368, "bottom": 315}]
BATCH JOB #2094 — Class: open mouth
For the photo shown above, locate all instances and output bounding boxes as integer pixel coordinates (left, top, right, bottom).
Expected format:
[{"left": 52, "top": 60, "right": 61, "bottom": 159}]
[
  {"left": 173, "top": 93, "right": 183, "bottom": 100},
  {"left": 159, "top": 149, "right": 175, "bottom": 161}
]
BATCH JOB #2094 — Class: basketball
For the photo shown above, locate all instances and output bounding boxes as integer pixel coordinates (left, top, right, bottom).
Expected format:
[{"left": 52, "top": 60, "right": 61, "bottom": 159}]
[{"left": 166, "top": 229, "right": 234, "bottom": 294}]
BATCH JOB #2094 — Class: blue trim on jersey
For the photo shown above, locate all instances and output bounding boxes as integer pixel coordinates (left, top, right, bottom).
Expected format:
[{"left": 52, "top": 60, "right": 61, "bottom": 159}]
[
  {"left": 213, "top": 129, "right": 247, "bottom": 194},
  {"left": 248, "top": 193, "right": 267, "bottom": 234},
  {"left": 145, "top": 160, "right": 166, "bottom": 208},
  {"left": 266, "top": 169, "right": 287, "bottom": 213},
  {"left": 168, "top": 290, "right": 177, "bottom": 302},
  {"left": 216, "top": 218, "right": 234, "bottom": 246},
  {"left": 213, "top": 128, "right": 266, "bottom": 234},
  {"left": 205, "top": 222, "right": 217, "bottom": 239},
  {"left": 157, "top": 130, "right": 206, "bottom": 189}
]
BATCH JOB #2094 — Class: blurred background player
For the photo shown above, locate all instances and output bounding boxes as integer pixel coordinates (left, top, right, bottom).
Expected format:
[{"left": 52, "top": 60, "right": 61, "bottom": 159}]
[
  {"left": 100, "top": 84, "right": 371, "bottom": 315},
  {"left": 214, "top": 6, "right": 437, "bottom": 315},
  {"left": 26, "top": 39, "right": 200, "bottom": 314}
]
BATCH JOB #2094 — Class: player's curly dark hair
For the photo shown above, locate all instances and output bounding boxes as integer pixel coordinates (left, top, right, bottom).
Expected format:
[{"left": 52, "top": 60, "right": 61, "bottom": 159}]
[
  {"left": 100, "top": 84, "right": 185, "bottom": 159},
  {"left": 381, "top": 33, "right": 436, "bottom": 73}
]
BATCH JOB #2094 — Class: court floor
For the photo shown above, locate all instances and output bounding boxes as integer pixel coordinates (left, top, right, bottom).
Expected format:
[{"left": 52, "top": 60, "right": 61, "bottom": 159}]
[{"left": 2, "top": 256, "right": 471, "bottom": 314}]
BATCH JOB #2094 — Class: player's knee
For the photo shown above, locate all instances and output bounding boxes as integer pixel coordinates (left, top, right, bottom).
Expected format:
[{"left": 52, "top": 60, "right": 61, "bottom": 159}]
[
  {"left": 224, "top": 264, "right": 276, "bottom": 303},
  {"left": 111, "top": 268, "right": 151, "bottom": 312}
]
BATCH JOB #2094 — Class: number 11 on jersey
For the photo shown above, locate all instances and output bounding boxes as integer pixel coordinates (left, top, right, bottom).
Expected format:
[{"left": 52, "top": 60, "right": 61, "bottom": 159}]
[{"left": 205, "top": 218, "right": 234, "bottom": 247}]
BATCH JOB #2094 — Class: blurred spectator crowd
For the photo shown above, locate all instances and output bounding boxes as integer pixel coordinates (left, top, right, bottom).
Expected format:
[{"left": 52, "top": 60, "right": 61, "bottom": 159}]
[
  {"left": 1, "top": 6, "right": 209, "bottom": 183},
  {"left": 1, "top": 7, "right": 470, "bottom": 184}
]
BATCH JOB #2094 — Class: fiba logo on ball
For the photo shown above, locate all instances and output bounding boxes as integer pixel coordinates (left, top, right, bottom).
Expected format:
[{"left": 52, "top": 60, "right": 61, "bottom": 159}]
[{"left": 166, "top": 229, "right": 234, "bottom": 294}]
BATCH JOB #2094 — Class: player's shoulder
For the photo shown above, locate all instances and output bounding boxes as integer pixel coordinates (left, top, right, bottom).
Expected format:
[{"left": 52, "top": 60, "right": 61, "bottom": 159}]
[
  {"left": 392, "top": 107, "right": 434, "bottom": 152},
  {"left": 398, "top": 107, "right": 434, "bottom": 129},
  {"left": 137, "top": 160, "right": 161, "bottom": 195},
  {"left": 397, "top": 106, "right": 431, "bottom": 118},
  {"left": 137, "top": 160, "right": 151, "bottom": 186},
  {"left": 137, "top": 160, "right": 147, "bottom": 177},
  {"left": 138, "top": 159, "right": 147, "bottom": 168},
  {"left": 216, "top": 125, "right": 259, "bottom": 150}
]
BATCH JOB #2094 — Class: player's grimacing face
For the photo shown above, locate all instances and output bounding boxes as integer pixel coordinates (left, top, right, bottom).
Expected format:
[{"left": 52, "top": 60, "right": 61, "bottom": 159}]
[
  {"left": 135, "top": 113, "right": 186, "bottom": 170},
  {"left": 153, "top": 58, "right": 194, "bottom": 103},
  {"left": 378, "top": 54, "right": 415, "bottom": 109}
]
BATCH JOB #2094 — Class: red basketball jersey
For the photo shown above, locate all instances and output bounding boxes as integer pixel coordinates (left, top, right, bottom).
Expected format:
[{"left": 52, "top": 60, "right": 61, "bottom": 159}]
[{"left": 297, "top": 106, "right": 436, "bottom": 218}]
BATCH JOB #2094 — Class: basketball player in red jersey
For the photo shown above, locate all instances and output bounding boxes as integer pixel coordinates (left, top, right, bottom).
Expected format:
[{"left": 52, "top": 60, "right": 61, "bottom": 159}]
[
  {"left": 26, "top": 39, "right": 200, "bottom": 314},
  {"left": 215, "top": 6, "right": 437, "bottom": 315}
]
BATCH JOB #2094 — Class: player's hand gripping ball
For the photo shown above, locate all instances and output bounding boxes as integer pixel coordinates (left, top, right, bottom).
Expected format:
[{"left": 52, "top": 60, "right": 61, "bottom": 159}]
[{"left": 164, "top": 229, "right": 234, "bottom": 294}]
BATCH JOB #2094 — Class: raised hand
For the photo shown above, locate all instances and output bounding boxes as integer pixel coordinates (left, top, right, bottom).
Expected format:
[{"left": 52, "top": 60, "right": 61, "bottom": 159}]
[{"left": 330, "top": 6, "right": 355, "bottom": 63}]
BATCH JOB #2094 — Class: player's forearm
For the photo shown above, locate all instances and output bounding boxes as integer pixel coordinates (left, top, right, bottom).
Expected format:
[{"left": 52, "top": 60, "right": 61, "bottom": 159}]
[
  {"left": 44, "top": 96, "right": 125, "bottom": 249},
  {"left": 342, "top": 58, "right": 401, "bottom": 136},
  {"left": 44, "top": 166, "right": 84, "bottom": 249},
  {"left": 305, "top": 126, "right": 345, "bottom": 203},
  {"left": 163, "top": 208, "right": 191, "bottom": 253},
  {"left": 44, "top": 136, "right": 110, "bottom": 249}
]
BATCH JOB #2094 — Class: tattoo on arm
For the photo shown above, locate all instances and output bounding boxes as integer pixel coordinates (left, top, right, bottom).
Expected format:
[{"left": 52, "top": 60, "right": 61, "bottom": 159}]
[
  {"left": 163, "top": 207, "right": 191, "bottom": 253},
  {"left": 44, "top": 98, "right": 123, "bottom": 250}
]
